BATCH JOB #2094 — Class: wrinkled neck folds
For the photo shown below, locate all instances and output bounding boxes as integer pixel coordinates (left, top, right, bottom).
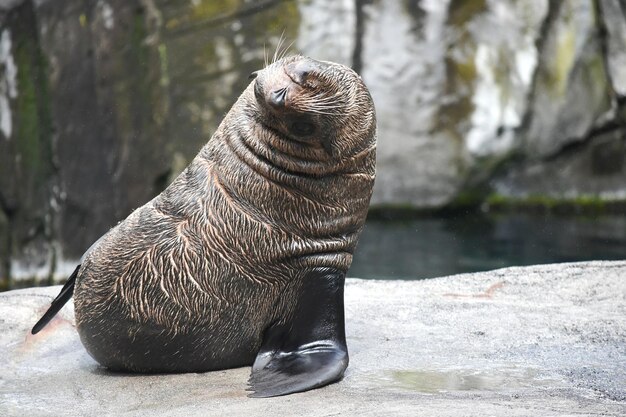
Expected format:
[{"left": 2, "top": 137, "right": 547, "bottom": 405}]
[{"left": 202, "top": 56, "right": 376, "bottom": 238}]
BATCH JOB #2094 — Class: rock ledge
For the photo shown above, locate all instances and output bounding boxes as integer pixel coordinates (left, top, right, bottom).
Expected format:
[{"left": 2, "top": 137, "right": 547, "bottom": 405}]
[{"left": 1, "top": 261, "right": 625, "bottom": 416}]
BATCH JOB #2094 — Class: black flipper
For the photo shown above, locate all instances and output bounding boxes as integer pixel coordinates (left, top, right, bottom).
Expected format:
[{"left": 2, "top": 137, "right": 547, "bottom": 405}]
[
  {"left": 247, "top": 268, "right": 349, "bottom": 397},
  {"left": 31, "top": 264, "right": 80, "bottom": 335}
]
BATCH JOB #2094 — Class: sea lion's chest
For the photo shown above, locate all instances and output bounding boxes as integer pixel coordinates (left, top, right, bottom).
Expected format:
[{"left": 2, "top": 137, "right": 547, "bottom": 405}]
[{"left": 202, "top": 162, "right": 358, "bottom": 275}]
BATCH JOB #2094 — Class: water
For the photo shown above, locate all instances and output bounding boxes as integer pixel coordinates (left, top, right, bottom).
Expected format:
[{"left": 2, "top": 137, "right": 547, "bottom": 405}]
[
  {"left": 389, "top": 368, "right": 563, "bottom": 393},
  {"left": 7, "top": 212, "right": 625, "bottom": 290},
  {"left": 350, "top": 212, "right": 626, "bottom": 280}
]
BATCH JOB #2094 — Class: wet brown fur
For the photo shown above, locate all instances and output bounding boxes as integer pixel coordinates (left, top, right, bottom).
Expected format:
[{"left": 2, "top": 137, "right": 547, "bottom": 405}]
[{"left": 74, "top": 56, "right": 376, "bottom": 372}]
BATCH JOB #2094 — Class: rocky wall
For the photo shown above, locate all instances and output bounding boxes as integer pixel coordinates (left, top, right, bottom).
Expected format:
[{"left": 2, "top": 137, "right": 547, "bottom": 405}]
[{"left": 0, "top": 0, "right": 625, "bottom": 285}]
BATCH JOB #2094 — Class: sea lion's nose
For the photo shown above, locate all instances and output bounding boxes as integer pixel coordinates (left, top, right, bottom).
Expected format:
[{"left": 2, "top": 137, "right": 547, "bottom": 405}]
[
  {"left": 269, "top": 87, "right": 287, "bottom": 108},
  {"left": 287, "top": 59, "right": 326, "bottom": 85}
]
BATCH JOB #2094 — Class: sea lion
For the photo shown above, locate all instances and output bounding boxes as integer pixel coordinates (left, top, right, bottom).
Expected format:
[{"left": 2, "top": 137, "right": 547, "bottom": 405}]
[{"left": 32, "top": 55, "right": 376, "bottom": 397}]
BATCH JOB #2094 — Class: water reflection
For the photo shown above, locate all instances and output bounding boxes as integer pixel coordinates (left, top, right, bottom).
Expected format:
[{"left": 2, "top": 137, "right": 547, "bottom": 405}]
[
  {"left": 350, "top": 213, "right": 626, "bottom": 280},
  {"left": 390, "top": 368, "right": 562, "bottom": 392}
]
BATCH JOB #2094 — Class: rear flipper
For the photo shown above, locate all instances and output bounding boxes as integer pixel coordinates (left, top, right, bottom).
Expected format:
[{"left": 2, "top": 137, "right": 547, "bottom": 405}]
[
  {"left": 247, "top": 268, "right": 349, "bottom": 398},
  {"left": 31, "top": 264, "right": 80, "bottom": 334}
]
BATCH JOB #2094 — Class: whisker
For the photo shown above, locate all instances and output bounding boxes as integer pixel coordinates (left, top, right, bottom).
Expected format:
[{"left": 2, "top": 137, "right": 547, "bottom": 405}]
[
  {"left": 289, "top": 104, "right": 347, "bottom": 115},
  {"left": 303, "top": 108, "right": 345, "bottom": 114},
  {"left": 296, "top": 95, "right": 342, "bottom": 102},
  {"left": 273, "top": 31, "right": 286, "bottom": 64},
  {"left": 299, "top": 101, "right": 343, "bottom": 107},
  {"left": 299, "top": 102, "right": 342, "bottom": 105},
  {"left": 307, "top": 110, "right": 347, "bottom": 116},
  {"left": 294, "top": 100, "right": 343, "bottom": 106},
  {"left": 294, "top": 101, "right": 344, "bottom": 109},
  {"left": 278, "top": 39, "right": 295, "bottom": 61},
  {"left": 302, "top": 93, "right": 343, "bottom": 101}
]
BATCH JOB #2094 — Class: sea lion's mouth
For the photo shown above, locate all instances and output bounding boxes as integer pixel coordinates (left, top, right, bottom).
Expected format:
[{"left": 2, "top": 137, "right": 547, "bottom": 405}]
[{"left": 259, "top": 119, "right": 317, "bottom": 149}]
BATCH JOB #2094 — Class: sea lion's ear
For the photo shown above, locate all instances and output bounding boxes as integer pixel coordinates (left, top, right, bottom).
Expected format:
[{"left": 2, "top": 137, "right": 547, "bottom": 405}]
[{"left": 247, "top": 268, "right": 348, "bottom": 397}]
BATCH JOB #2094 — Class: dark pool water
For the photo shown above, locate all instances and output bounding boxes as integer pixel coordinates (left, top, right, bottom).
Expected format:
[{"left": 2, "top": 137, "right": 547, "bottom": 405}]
[{"left": 349, "top": 212, "right": 626, "bottom": 280}]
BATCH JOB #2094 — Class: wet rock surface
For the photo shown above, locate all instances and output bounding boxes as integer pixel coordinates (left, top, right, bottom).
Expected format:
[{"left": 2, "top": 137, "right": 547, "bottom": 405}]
[{"left": 1, "top": 261, "right": 625, "bottom": 416}]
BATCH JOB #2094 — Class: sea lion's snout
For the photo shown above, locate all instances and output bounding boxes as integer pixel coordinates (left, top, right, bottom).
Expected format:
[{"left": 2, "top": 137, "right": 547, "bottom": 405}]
[
  {"left": 269, "top": 87, "right": 288, "bottom": 108},
  {"left": 253, "top": 57, "right": 330, "bottom": 113},
  {"left": 249, "top": 55, "right": 373, "bottom": 159},
  {"left": 256, "top": 76, "right": 301, "bottom": 112},
  {"left": 253, "top": 74, "right": 291, "bottom": 110}
]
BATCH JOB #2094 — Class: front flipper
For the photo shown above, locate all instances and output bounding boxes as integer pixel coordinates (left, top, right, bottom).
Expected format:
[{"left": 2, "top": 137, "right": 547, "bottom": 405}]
[{"left": 248, "top": 268, "right": 348, "bottom": 398}]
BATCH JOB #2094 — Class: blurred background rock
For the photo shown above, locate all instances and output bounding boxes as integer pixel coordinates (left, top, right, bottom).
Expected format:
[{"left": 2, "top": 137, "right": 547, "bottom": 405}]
[{"left": 0, "top": 0, "right": 625, "bottom": 288}]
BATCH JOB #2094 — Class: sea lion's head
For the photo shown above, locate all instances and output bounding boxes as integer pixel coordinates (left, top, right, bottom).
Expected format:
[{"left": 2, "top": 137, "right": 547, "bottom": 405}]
[
  {"left": 201, "top": 55, "right": 376, "bottom": 262},
  {"left": 248, "top": 55, "right": 376, "bottom": 162}
]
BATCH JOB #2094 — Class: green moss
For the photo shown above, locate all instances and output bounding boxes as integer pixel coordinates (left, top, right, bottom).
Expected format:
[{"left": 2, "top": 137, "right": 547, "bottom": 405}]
[
  {"left": 112, "top": 10, "right": 154, "bottom": 141},
  {"left": 1, "top": 273, "right": 70, "bottom": 291},
  {"left": 1, "top": 9, "right": 56, "bottom": 291},
  {"left": 435, "top": 0, "right": 484, "bottom": 138},
  {"left": 190, "top": 0, "right": 241, "bottom": 21},
  {"left": 199, "top": 41, "right": 218, "bottom": 73},
  {"left": 367, "top": 204, "right": 446, "bottom": 221},
  {"left": 5, "top": 277, "right": 42, "bottom": 291},
  {"left": 583, "top": 54, "right": 610, "bottom": 109},
  {"left": 15, "top": 43, "right": 41, "bottom": 174},
  {"left": 494, "top": 50, "right": 513, "bottom": 106},
  {"left": 450, "top": 189, "right": 486, "bottom": 208},
  {"left": 367, "top": 194, "right": 626, "bottom": 220},
  {"left": 542, "top": 9, "right": 577, "bottom": 98},
  {"left": 551, "top": 29, "right": 575, "bottom": 95},
  {"left": 165, "top": 17, "right": 180, "bottom": 30},
  {"left": 447, "top": 0, "right": 487, "bottom": 26},
  {"left": 254, "top": 1, "right": 299, "bottom": 35},
  {"left": 13, "top": 20, "right": 53, "bottom": 193},
  {"left": 158, "top": 43, "right": 169, "bottom": 87},
  {"left": 483, "top": 193, "right": 625, "bottom": 215},
  {"left": 244, "top": 0, "right": 300, "bottom": 59},
  {"left": 368, "top": 204, "right": 422, "bottom": 221},
  {"left": 586, "top": 54, "right": 605, "bottom": 85},
  {"left": 131, "top": 12, "right": 151, "bottom": 103},
  {"left": 436, "top": 55, "right": 476, "bottom": 139},
  {"left": 455, "top": 59, "right": 477, "bottom": 82},
  {"left": 575, "top": 195, "right": 607, "bottom": 207},
  {"left": 369, "top": 203, "right": 420, "bottom": 213}
]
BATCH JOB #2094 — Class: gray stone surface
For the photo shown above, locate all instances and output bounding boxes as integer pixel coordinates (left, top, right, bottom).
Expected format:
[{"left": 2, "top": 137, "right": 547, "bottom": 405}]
[
  {"left": 524, "top": 0, "right": 612, "bottom": 158},
  {"left": 494, "top": 127, "right": 626, "bottom": 200},
  {"left": 1, "top": 261, "right": 625, "bottom": 416}
]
